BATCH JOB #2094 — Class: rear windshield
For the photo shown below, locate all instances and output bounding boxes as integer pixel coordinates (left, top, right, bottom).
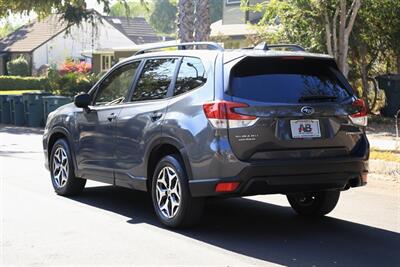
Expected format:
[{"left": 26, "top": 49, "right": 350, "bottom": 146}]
[{"left": 229, "top": 57, "right": 351, "bottom": 103}]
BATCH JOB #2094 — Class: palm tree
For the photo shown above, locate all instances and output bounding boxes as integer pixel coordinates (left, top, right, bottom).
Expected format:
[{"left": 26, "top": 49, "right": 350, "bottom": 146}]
[
  {"left": 194, "top": 0, "right": 211, "bottom": 42},
  {"left": 178, "top": 0, "right": 195, "bottom": 42}
]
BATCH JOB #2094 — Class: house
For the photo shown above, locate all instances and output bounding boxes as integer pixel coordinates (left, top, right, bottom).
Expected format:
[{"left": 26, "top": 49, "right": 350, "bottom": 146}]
[
  {"left": 0, "top": 14, "right": 160, "bottom": 75},
  {"left": 90, "top": 16, "right": 162, "bottom": 73},
  {"left": 210, "top": 0, "right": 265, "bottom": 48}
]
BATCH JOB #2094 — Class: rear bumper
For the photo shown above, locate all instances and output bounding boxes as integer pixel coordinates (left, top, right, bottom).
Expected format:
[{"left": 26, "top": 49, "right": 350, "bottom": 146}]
[{"left": 189, "top": 157, "right": 368, "bottom": 197}]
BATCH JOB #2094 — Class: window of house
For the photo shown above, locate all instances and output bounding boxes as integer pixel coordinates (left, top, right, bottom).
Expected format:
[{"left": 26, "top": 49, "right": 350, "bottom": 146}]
[
  {"left": 101, "top": 54, "right": 115, "bottom": 72},
  {"left": 174, "top": 57, "right": 207, "bottom": 96},
  {"left": 131, "top": 58, "right": 178, "bottom": 101},
  {"left": 94, "top": 61, "right": 140, "bottom": 106}
]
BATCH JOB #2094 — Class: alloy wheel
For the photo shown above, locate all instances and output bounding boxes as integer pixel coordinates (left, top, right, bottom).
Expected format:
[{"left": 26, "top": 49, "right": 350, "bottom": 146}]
[
  {"left": 156, "top": 166, "right": 181, "bottom": 219},
  {"left": 52, "top": 146, "right": 69, "bottom": 188}
]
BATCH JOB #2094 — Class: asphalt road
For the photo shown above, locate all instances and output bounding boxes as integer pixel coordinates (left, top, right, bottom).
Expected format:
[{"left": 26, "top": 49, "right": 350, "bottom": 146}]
[{"left": 1, "top": 126, "right": 399, "bottom": 267}]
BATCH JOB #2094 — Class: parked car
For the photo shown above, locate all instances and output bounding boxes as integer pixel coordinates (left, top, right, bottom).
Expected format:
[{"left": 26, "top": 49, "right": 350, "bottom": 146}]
[{"left": 43, "top": 42, "right": 369, "bottom": 228}]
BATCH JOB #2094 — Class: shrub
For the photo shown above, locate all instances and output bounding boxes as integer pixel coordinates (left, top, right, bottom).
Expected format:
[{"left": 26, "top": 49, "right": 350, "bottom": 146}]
[
  {"left": 47, "top": 66, "right": 98, "bottom": 97},
  {"left": 7, "top": 56, "right": 30, "bottom": 76},
  {"left": 59, "top": 60, "right": 91, "bottom": 75},
  {"left": 0, "top": 76, "right": 50, "bottom": 91}
]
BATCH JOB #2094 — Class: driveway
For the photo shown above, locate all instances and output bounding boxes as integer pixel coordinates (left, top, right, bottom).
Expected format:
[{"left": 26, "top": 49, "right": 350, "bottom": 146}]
[{"left": 1, "top": 126, "right": 399, "bottom": 266}]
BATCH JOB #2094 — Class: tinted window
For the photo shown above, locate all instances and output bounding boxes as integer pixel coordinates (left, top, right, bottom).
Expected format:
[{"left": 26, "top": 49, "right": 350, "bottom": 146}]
[
  {"left": 94, "top": 62, "right": 139, "bottom": 106},
  {"left": 132, "top": 58, "right": 178, "bottom": 101},
  {"left": 230, "top": 58, "right": 350, "bottom": 103},
  {"left": 174, "top": 57, "right": 207, "bottom": 96}
]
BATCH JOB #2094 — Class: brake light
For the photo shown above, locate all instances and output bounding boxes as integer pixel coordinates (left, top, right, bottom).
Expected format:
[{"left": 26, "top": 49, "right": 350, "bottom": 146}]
[
  {"left": 281, "top": 56, "right": 304, "bottom": 60},
  {"left": 215, "top": 182, "right": 239, "bottom": 192},
  {"left": 349, "top": 99, "right": 368, "bottom": 126},
  {"left": 203, "top": 100, "right": 258, "bottom": 128}
]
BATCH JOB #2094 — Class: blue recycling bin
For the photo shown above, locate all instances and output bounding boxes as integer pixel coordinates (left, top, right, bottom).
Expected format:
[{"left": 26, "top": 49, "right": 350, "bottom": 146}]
[
  {"left": 43, "top": 95, "right": 72, "bottom": 120},
  {"left": 376, "top": 74, "right": 400, "bottom": 117},
  {"left": 22, "top": 92, "right": 52, "bottom": 127},
  {"left": 0, "top": 95, "right": 12, "bottom": 124},
  {"left": 9, "top": 95, "right": 25, "bottom": 126}
]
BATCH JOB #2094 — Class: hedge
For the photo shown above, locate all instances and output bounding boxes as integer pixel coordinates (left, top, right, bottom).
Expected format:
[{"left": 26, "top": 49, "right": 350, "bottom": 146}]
[{"left": 0, "top": 76, "right": 50, "bottom": 91}]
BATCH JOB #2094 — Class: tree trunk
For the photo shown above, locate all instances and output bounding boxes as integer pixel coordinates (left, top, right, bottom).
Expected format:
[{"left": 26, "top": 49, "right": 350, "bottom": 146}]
[
  {"left": 360, "top": 46, "right": 370, "bottom": 111},
  {"left": 194, "top": 0, "right": 211, "bottom": 42},
  {"left": 337, "top": 0, "right": 346, "bottom": 73},
  {"left": 324, "top": 0, "right": 361, "bottom": 77},
  {"left": 178, "top": 0, "right": 195, "bottom": 42}
]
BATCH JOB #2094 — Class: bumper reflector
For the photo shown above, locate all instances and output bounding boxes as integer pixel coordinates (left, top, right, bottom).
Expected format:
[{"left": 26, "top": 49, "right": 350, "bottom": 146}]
[{"left": 215, "top": 182, "right": 239, "bottom": 192}]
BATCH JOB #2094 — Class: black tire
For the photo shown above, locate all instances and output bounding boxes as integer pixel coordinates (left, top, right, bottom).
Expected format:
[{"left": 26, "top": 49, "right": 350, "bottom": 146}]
[
  {"left": 287, "top": 190, "right": 340, "bottom": 216},
  {"left": 151, "top": 154, "right": 204, "bottom": 228},
  {"left": 50, "top": 138, "right": 86, "bottom": 196}
]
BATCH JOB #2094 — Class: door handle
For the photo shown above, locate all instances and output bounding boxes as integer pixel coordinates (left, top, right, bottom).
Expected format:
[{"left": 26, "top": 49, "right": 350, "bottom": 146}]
[
  {"left": 150, "top": 112, "right": 163, "bottom": 121},
  {"left": 107, "top": 113, "right": 117, "bottom": 122}
]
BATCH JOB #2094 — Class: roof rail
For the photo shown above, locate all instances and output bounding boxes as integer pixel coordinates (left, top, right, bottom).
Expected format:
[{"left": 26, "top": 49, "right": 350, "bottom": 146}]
[
  {"left": 135, "top": 42, "right": 224, "bottom": 55},
  {"left": 254, "top": 42, "right": 306, "bottom": 52}
]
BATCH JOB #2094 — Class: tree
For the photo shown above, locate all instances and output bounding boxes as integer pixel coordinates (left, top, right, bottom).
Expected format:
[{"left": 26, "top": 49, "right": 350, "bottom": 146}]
[
  {"left": 243, "top": 0, "right": 361, "bottom": 77},
  {"left": 195, "top": 0, "right": 210, "bottom": 41},
  {"left": 323, "top": 0, "right": 361, "bottom": 77},
  {"left": 109, "top": 1, "right": 150, "bottom": 18},
  {"left": 150, "top": 0, "right": 178, "bottom": 34},
  {"left": 0, "top": 22, "right": 18, "bottom": 38},
  {"left": 0, "top": 0, "right": 146, "bottom": 27},
  {"left": 178, "top": 0, "right": 195, "bottom": 42}
]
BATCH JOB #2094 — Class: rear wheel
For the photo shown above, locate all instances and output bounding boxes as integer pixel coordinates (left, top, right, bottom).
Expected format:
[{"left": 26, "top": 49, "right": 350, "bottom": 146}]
[
  {"left": 50, "top": 139, "right": 86, "bottom": 196},
  {"left": 151, "top": 154, "right": 204, "bottom": 228},
  {"left": 287, "top": 190, "right": 340, "bottom": 216}
]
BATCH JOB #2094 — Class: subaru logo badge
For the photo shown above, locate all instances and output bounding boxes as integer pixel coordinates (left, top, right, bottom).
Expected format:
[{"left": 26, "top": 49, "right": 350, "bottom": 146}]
[{"left": 301, "top": 106, "right": 314, "bottom": 115}]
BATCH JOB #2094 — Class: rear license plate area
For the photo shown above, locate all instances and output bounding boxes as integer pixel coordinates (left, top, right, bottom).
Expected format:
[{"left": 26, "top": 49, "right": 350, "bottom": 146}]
[{"left": 290, "top": 119, "right": 321, "bottom": 139}]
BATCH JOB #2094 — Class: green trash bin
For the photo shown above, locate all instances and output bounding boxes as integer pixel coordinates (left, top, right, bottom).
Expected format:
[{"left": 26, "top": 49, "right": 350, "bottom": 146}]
[
  {"left": 22, "top": 92, "right": 52, "bottom": 127},
  {"left": 43, "top": 96, "right": 72, "bottom": 121},
  {"left": 9, "top": 95, "right": 25, "bottom": 126},
  {"left": 376, "top": 74, "right": 400, "bottom": 117},
  {"left": 0, "top": 95, "right": 12, "bottom": 124}
]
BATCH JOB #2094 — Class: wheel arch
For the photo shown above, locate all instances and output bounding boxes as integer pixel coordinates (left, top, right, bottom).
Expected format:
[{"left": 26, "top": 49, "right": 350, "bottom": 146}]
[
  {"left": 146, "top": 137, "right": 193, "bottom": 191},
  {"left": 47, "top": 126, "right": 79, "bottom": 176}
]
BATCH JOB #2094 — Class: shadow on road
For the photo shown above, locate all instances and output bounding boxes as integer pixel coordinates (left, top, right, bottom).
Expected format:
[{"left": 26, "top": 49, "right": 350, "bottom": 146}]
[{"left": 70, "top": 185, "right": 400, "bottom": 266}]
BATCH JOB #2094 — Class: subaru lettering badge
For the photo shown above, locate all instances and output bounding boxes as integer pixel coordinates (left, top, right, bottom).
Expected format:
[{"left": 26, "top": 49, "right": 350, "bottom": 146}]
[{"left": 301, "top": 106, "right": 315, "bottom": 115}]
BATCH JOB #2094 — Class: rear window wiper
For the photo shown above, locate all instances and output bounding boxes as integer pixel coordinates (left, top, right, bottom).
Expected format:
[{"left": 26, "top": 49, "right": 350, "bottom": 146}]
[{"left": 299, "top": 95, "right": 338, "bottom": 102}]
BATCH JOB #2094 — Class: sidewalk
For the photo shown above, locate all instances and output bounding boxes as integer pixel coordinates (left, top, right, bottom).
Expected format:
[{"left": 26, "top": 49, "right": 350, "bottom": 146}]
[{"left": 367, "top": 133, "right": 399, "bottom": 151}]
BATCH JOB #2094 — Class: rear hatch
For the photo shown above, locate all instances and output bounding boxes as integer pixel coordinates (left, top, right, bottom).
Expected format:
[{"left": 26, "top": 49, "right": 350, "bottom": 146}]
[{"left": 224, "top": 56, "right": 367, "bottom": 161}]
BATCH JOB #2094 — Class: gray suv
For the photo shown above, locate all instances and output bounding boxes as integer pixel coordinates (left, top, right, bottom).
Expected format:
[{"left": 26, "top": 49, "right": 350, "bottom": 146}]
[{"left": 43, "top": 42, "right": 369, "bottom": 228}]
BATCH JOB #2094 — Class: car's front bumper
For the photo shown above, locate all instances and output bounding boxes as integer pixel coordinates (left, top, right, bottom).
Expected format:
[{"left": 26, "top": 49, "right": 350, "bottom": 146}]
[
  {"left": 42, "top": 131, "right": 49, "bottom": 170},
  {"left": 189, "top": 157, "right": 368, "bottom": 197}
]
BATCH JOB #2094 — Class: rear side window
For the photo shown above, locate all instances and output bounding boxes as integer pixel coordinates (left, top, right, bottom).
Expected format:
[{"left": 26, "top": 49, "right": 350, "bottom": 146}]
[
  {"left": 174, "top": 57, "right": 207, "bottom": 96},
  {"left": 229, "top": 57, "right": 351, "bottom": 103},
  {"left": 131, "top": 58, "right": 178, "bottom": 101}
]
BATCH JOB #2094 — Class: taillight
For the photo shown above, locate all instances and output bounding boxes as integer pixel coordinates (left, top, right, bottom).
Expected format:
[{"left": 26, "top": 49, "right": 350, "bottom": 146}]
[
  {"left": 349, "top": 99, "right": 368, "bottom": 126},
  {"left": 203, "top": 100, "right": 258, "bottom": 128}
]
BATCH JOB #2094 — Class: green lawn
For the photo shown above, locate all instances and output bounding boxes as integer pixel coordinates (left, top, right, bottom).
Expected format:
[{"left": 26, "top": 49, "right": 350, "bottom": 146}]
[{"left": 0, "top": 90, "right": 42, "bottom": 95}]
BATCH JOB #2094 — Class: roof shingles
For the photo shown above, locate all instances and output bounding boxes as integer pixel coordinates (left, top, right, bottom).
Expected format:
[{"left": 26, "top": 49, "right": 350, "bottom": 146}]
[
  {"left": 104, "top": 16, "right": 161, "bottom": 44},
  {"left": 0, "top": 15, "right": 161, "bottom": 53},
  {"left": 0, "top": 15, "right": 68, "bottom": 52}
]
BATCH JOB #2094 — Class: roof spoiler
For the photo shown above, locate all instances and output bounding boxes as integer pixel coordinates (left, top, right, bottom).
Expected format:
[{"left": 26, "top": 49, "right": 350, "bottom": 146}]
[{"left": 253, "top": 42, "right": 306, "bottom": 52}]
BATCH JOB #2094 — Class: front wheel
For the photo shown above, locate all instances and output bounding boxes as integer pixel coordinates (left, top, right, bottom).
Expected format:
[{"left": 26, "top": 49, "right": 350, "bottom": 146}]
[
  {"left": 287, "top": 190, "right": 340, "bottom": 216},
  {"left": 151, "top": 154, "right": 204, "bottom": 228},
  {"left": 50, "top": 138, "right": 86, "bottom": 196}
]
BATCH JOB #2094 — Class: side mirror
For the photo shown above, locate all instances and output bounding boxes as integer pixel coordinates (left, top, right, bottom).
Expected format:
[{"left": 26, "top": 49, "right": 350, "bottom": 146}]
[{"left": 74, "top": 93, "right": 91, "bottom": 109}]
